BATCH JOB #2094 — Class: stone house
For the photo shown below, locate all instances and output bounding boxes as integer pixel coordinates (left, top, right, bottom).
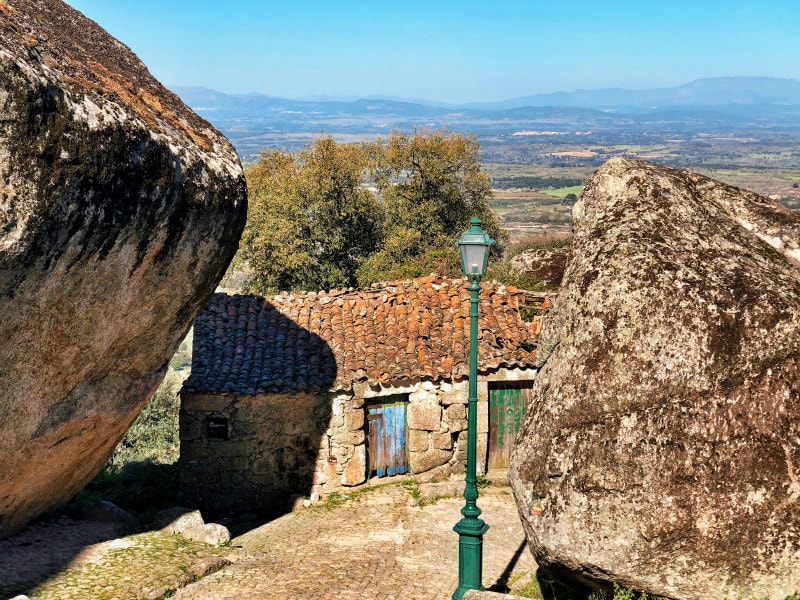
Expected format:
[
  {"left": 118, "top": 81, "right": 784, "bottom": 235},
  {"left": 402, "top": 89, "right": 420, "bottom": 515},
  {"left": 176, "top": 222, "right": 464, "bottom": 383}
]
[{"left": 179, "top": 275, "right": 550, "bottom": 515}]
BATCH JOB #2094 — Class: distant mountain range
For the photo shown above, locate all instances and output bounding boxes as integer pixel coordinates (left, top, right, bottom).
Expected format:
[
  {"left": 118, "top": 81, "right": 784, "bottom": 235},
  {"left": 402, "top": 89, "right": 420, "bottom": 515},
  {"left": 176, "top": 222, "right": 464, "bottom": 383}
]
[
  {"left": 174, "top": 77, "right": 800, "bottom": 113},
  {"left": 458, "top": 77, "right": 800, "bottom": 111},
  {"left": 170, "top": 77, "right": 800, "bottom": 161}
]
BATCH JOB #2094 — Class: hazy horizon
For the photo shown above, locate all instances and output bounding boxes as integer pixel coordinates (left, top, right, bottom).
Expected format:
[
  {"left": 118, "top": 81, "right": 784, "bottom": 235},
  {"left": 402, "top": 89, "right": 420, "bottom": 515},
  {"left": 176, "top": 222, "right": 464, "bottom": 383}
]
[
  {"left": 171, "top": 75, "right": 800, "bottom": 107},
  {"left": 63, "top": 1, "right": 800, "bottom": 104}
]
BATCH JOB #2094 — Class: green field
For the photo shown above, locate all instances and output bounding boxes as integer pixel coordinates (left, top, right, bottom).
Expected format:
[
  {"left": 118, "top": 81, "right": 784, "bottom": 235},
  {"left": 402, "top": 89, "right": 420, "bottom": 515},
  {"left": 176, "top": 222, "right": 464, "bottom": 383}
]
[{"left": 537, "top": 185, "right": 584, "bottom": 199}]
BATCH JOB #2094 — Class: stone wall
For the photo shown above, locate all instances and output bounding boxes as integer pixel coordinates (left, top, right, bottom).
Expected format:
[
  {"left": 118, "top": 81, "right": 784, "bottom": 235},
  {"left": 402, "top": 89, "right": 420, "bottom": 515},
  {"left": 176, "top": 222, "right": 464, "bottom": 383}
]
[
  {"left": 179, "top": 392, "right": 331, "bottom": 514},
  {"left": 358, "top": 378, "right": 471, "bottom": 487},
  {"left": 180, "top": 368, "right": 537, "bottom": 514},
  {"left": 309, "top": 391, "right": 367, "bottom": 493}
]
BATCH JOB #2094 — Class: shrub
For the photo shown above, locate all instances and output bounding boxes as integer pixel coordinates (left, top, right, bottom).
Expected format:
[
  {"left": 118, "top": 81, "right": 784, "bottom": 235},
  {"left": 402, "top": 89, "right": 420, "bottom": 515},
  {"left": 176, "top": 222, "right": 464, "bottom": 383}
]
[
  {"left": 109, "top": 369, "right": 182, "bottom": 467},
  {"left": 77, "top": 368, "right": 184, "bottom": 524},
  {"left": 485, "top": 259, "right": 546, "bottom": 291},
  {"left": 77, "top": 461, "right": 179, "bottom": 525}
]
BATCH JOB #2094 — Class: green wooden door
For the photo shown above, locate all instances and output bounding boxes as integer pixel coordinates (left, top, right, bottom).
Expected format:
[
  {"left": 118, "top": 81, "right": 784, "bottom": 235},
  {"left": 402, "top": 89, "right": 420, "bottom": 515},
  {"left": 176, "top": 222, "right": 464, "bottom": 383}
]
[{"left": 488, "top": 382, "right": 532, "bottom": 470}]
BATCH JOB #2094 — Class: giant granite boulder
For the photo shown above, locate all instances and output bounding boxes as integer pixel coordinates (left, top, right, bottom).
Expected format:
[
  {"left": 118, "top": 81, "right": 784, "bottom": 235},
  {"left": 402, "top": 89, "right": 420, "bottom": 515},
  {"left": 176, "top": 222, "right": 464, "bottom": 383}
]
[
  {"left": 0, "top": 0, "right": 246, "bottom": 537},
  {"left": 510, "top": 158, "right": 800, "bottom": 599}
]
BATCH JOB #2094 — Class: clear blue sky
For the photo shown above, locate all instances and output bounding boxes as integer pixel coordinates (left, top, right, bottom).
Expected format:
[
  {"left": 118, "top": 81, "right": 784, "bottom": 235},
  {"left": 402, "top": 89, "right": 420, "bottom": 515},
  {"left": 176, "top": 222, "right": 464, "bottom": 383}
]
[{"left": 63, "top": 0, "right": 800, "bottom": 103}]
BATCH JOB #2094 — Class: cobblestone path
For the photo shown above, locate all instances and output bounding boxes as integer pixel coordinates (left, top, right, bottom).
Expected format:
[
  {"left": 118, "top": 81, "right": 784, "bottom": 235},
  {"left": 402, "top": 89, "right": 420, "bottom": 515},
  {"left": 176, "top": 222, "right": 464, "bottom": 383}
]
[{"left": 175, "top": 484, "right": 536, "bottom": 600}]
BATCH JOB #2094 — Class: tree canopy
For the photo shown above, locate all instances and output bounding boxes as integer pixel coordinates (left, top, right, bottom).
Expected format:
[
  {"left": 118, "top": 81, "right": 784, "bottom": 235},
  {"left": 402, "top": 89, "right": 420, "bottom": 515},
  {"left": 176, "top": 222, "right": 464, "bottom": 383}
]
[
  {"left": 236, "top": 129, "right": 506, "bottom": 295},
  {"left": 237, "top": 137, "right": 382, "bottom": 293}
]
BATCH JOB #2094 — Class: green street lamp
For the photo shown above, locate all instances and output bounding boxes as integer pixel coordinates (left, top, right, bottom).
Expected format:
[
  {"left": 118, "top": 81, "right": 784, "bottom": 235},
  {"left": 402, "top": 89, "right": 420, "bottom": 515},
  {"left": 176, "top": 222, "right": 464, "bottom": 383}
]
[{"left": 453, "top": 217, "right": 494, "bottom": 600}]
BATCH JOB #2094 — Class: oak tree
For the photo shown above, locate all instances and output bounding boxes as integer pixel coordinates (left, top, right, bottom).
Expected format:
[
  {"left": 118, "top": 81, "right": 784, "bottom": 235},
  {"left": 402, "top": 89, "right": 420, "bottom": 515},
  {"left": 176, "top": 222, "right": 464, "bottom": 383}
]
[
  {"left": 237, "top": 129, "right": 505, "bottom": 294},
  {"left": 356, "top": 129, "right": 505, "bottom": 285},
  {"left": 237, "top": 137, "right": 382, "bottom": 294}
]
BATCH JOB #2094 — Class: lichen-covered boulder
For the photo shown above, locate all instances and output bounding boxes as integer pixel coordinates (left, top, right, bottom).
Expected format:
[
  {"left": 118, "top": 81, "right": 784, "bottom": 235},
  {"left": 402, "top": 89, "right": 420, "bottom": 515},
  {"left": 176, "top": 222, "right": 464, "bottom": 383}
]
[
  {"left": 0, "top": 0, "right": 246, "bottom": 537},
  {"left": 510, "top": 158, "right": 800, "bottom": 599}
]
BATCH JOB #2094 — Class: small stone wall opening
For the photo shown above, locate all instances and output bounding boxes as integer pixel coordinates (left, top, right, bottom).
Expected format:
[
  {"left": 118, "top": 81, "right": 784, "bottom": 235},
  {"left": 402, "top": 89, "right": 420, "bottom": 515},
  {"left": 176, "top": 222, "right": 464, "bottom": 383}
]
[{"left": 205, "top": 415, "right": 229, "bottom": 440}]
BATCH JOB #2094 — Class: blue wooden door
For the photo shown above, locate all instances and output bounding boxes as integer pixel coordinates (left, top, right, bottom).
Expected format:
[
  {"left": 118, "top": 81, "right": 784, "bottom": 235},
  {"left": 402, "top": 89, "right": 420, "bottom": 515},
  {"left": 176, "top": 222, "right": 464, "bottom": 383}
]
[{"left": 366, "top": 396, "right": 408, "bottom": 477}]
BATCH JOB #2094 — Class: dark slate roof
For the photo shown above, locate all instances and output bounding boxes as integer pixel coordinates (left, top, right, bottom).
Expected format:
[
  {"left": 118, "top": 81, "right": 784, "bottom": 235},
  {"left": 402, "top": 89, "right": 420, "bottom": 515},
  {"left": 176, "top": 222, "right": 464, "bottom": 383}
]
[{"left": 183, "top": 274, "right": 551, "bottom": 395}]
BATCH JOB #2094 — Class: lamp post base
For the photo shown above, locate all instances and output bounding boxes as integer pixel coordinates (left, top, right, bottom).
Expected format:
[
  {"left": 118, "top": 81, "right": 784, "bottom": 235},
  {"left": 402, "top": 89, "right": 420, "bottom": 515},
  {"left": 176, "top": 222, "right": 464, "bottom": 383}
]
[{"left": 452, "top": 517, "right": 490, "bottom": 600}]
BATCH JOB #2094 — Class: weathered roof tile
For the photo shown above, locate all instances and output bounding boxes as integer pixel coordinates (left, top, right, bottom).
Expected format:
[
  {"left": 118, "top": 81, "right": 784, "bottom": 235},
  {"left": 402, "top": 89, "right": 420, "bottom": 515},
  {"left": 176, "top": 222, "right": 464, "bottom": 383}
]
[{"left": 183, "top": 276, "right": 551, "bottom": 395}]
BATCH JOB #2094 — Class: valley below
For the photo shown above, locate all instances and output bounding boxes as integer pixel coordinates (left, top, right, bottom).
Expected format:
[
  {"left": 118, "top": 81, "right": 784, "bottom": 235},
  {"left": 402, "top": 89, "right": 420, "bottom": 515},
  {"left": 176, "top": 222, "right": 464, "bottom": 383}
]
[{"left": 173, "top": 83, "right": 800, "bottom": 243}]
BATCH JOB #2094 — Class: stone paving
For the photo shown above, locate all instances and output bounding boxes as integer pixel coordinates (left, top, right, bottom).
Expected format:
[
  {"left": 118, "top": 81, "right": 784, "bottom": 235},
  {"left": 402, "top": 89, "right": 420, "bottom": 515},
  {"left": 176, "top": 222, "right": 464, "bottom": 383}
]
[
  {"left": 175, "top": 482, "right": 537, "bottom": 600},
  {"left": 0, "top": 523, "right": 231, "bottom": 600},
  {"left": 0, "top": 480, "right": 537, "bottom": 600}
]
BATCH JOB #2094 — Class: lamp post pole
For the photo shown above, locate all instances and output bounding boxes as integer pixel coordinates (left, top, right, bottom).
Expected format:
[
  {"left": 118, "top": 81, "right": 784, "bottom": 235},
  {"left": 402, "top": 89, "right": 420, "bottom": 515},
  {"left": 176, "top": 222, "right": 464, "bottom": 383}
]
[{"left": 453, "top": 217, "right": 493, "bottom": 600}]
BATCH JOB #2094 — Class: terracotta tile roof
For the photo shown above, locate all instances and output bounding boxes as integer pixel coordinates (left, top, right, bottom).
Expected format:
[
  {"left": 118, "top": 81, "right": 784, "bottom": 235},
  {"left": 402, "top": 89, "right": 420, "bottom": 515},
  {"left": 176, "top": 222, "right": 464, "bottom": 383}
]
[{"left": 183, "top": 275, "right": 551, "bottom": 395}]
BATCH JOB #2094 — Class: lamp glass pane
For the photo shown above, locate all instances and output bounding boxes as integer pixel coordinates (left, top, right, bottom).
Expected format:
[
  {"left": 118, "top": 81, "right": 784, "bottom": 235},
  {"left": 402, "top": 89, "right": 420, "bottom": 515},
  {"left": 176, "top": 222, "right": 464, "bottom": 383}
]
[{"left": 460, "top": 244, "right": 487, "bottom": 276}]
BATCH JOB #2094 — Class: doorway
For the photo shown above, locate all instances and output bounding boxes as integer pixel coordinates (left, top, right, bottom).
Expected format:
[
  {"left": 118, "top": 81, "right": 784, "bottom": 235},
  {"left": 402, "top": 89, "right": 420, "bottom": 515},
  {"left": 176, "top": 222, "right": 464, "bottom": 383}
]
[
  {"left": 366, "top": 395, "right": 409, "bottom": 477},
  {"left": 488, "top": 382, "right": 533, "bottom": 470}
]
